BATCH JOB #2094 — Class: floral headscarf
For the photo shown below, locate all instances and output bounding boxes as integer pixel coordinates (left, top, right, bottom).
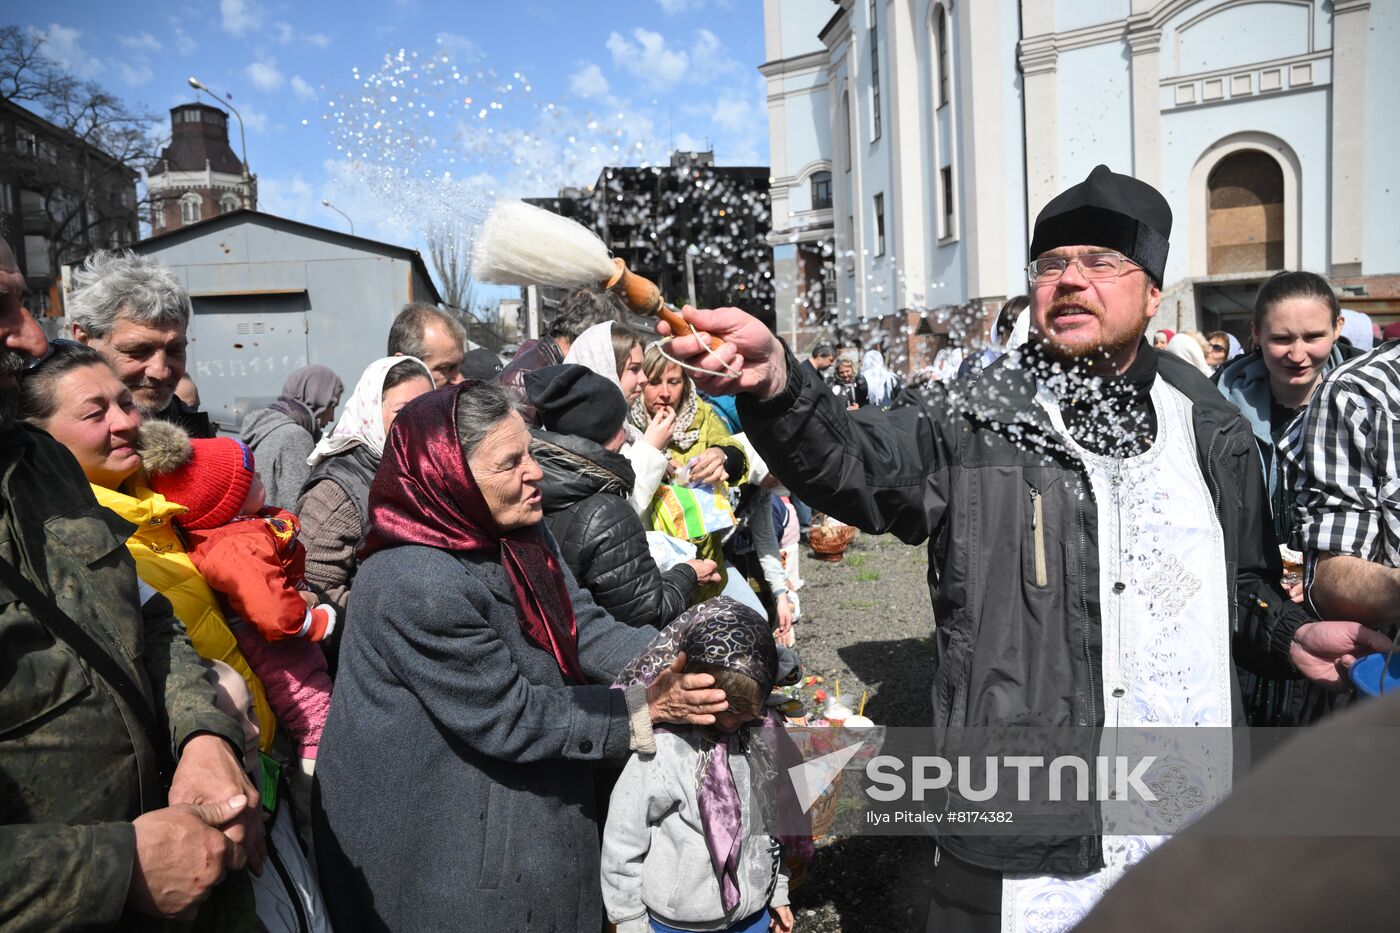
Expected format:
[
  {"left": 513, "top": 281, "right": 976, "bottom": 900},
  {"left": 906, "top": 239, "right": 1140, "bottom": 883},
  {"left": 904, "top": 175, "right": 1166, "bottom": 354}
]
[{"left": 307, "top": 356, "right": 431, "bottom": 468}]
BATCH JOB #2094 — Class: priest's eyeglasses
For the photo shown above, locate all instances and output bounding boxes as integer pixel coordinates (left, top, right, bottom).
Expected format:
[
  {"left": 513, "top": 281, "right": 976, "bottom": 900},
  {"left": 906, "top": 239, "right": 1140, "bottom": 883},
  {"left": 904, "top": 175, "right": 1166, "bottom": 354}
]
[{"left": 1026, "top": 252, "right": 1142, "bottom": 286}]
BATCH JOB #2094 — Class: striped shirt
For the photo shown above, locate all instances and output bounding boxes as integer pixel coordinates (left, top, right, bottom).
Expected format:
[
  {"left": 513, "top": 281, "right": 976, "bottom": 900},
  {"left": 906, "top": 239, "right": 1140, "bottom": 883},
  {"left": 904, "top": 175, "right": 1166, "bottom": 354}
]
[{"left": 1280, "top": 340, "right": 1400, "bottom": 575}]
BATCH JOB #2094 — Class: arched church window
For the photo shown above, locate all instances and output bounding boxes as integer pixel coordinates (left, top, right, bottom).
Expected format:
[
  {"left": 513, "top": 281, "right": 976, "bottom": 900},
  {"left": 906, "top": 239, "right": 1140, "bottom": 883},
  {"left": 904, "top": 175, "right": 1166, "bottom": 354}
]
[{"left": 1207, "top": 150, "right": 1284, "bottom": 274}]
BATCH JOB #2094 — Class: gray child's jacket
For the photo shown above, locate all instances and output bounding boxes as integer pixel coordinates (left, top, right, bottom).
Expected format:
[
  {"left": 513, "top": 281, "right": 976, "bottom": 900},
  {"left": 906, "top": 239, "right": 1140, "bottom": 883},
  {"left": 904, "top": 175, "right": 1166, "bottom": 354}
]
[{"left": 602, "top": 730, "right": 790, "bottom": 932}]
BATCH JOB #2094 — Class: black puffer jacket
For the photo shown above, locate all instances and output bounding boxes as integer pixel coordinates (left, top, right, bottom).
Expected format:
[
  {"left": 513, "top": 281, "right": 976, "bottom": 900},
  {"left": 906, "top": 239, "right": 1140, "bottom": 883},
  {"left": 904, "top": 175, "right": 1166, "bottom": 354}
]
[
  {"left": 738, "top": 343, "right": 1310, "bottom": 876},
  {"left": 532, "top": 429, "right": 697, "bottom": 629}
]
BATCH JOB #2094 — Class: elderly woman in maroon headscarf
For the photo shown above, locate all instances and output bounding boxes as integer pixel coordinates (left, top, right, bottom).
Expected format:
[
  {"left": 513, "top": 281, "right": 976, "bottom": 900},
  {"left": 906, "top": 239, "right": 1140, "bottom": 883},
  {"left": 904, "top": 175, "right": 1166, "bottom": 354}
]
[{"left": 312, "top": 380, "right": 731, "bottom": 932}]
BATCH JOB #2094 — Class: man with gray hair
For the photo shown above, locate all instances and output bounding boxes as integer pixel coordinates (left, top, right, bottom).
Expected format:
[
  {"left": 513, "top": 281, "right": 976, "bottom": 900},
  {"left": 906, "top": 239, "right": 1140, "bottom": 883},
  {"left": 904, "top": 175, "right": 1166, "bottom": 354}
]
[
  {"left": 387, "top": 302, "right": 467, "bottom": 389},
  {"left": 68, "top": 250, "right": 213, "bottom": 437}
]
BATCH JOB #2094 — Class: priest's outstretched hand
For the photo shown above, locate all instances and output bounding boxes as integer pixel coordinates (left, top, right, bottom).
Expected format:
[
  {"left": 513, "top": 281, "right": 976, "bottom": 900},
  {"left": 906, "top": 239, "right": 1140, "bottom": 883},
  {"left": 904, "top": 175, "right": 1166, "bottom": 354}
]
[
  {"left": 1290, "top": 621, "right": 1394, "bottom": 691},
  {"left": 658, "top": 305, "right": 787, "bottom": 400}
]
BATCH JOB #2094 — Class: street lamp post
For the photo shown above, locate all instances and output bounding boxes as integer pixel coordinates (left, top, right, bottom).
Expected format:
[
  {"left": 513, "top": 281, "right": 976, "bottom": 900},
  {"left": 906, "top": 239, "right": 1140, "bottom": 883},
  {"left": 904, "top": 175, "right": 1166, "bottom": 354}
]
[
  {"left": 187, "top": 77, "right": 255, "bottom": 210},
  {"left": 321, "top": 199, "right": 355, "bottom": 236}
]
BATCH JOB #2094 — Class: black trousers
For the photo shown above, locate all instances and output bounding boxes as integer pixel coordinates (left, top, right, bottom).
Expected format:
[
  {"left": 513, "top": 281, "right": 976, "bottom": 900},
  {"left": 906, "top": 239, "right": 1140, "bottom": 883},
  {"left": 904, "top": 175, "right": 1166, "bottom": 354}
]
[{"left": 925, "top": 849, "right": 1000, "bottom": 933}]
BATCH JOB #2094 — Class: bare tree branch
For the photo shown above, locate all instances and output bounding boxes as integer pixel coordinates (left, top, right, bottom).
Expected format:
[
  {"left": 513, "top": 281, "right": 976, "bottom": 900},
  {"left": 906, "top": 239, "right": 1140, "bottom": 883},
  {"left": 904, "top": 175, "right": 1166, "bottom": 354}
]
[
  {"left": 427, "top": 221, "right": 476, "bottom": 314},
  {"left": 0, "top": 24, "right": 157, "bottom": 274}
]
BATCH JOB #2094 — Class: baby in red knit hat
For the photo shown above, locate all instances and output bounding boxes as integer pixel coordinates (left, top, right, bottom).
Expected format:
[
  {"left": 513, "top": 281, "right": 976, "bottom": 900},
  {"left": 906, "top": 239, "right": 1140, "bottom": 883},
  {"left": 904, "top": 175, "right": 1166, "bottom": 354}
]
[{"left": 140, "top": 420, "right": 335, "bottom": 776}]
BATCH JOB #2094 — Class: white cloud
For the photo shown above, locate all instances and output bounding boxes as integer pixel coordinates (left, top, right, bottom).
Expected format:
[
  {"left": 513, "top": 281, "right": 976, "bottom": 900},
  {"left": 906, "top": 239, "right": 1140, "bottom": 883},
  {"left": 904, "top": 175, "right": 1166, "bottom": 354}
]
[
  {"left": 710, "top": 96, "right": 752, "bottom": 132},
  {"left": 172, "top": 25, "right": 197, "bottom": 56},
  {"left": 606, "top": 28, "right": 689, "bottom": 87},
  {"left": 435, "top": 32, "right": 478, "bottom": 59},
  {"left": 291, "top": 75, "right": 318, "bottom": 102},
  {"left": 657, "top": 0, "right": 734, "bottom": 12},
  {"left": 692, "top": 28, "right": 723, "bottom": 61},
  {"left": 264, "top": 22, "right": 331, "bottom": 49},
  {"left": 260, "top": 160, "right": 415, "bottom": 247},
  {"left": 673, "top": 131, "right": 706, "bottom": 152},
  {"left": 240, "top": 104, "right": 271, "bottom": 133},
  {"left": 569, "top": 63, "right": 609, "bottom": 99},
  {"left": 601, "top": 27, "right": 734, "bottom": 89},
  {"left": 119, "top": 33, "right": 162, "bottom": 52},
  {"left": 117, "top": 62, "right": 155, "bottom": 86},
  {"left": 245, "top": 60, "right": 285, "bottom": 92},
  {"left": 690, "top": 28, "right": 740, "bottom": 79},
  {"left": 257, "top": 173, "right": 315, "bottom": 222},
  {"left": 32, "top": 24, "right": 102, "bottom": 79},
  {"left": 220, "top": 0, "right": 263, "bottom": 38}
]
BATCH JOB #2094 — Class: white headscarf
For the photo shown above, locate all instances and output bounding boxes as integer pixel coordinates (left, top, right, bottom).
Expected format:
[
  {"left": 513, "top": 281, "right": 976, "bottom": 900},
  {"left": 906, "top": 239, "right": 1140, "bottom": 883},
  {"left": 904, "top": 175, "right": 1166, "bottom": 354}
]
[
  {"left": 1339, "top": 308, "right": 1374, "bottom": 352},
  {"left": 1009, "top": 308, "right": 1031, "bottom": 349},
  {"left": 861, "top": 349, "right": 900, "bottom": 408},
  {"left": 562, "top": 321, "right": 622, "bottom": 387},
  {"left": 1226, "top": 333, "right": 1244, "bottom": 361},
  {"left": 567, "top": 320, "right": 656, "bottom": 447},
  {"left": 1163, "top": 333, "right": 1212, "bottom": 376},
  {"left": 307, "top": 355, "right": 432, "bottom": 467}
]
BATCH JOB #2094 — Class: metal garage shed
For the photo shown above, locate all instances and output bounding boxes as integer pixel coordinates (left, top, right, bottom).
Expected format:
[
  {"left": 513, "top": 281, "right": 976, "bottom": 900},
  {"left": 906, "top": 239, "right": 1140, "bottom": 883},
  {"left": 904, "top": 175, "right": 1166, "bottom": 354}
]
[{"left": 129, "top": 209, "right": 441, "bottom": 432}]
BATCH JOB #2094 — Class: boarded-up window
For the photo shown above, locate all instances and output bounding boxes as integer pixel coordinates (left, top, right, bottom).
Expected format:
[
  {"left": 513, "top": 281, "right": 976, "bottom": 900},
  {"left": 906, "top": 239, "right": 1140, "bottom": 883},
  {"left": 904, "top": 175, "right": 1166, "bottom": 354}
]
[{"left": 1207, "top": 151, "right": 1283, "bottom": 274}]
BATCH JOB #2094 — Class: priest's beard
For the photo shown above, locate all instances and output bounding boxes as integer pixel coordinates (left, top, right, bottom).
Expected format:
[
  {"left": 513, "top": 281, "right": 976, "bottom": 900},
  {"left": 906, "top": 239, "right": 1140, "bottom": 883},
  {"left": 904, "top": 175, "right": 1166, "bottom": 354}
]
[{"left": 1036, "top": 296, "right": 1150, "bottom": 372}]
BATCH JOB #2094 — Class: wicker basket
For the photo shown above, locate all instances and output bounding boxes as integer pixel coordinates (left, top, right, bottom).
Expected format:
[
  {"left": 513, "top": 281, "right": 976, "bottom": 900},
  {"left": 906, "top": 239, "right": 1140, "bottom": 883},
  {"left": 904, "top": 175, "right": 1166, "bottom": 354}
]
[
  {"left": 808, "top": 771, "right": 844, "bottom": 839},
  {"left": 809, "top": 521, "right": 857, "bottom": 562}
]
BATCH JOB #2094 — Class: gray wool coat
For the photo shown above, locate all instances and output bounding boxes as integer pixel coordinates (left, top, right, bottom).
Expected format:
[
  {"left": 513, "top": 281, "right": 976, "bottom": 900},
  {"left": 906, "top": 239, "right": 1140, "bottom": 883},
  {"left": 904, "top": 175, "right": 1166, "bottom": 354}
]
[
  {"left": 312, "top": 539, "right": 661, "bottom": 932},
  {"left": 241, "top": 407, "right": 315, "bottom": 511}
]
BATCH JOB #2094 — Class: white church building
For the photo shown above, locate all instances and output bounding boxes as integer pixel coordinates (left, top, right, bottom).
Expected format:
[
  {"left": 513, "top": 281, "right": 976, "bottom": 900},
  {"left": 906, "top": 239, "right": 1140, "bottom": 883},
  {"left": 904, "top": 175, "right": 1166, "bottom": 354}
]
[{"left": 762, "top": 0, "right": 1399, "bottom": 363}]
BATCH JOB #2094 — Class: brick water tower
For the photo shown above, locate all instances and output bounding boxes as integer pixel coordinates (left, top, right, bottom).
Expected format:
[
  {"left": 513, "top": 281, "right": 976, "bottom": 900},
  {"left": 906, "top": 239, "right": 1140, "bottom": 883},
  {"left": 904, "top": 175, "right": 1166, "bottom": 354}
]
[{"left": 147, "top": 103, "right": 256, "bottom": 232}]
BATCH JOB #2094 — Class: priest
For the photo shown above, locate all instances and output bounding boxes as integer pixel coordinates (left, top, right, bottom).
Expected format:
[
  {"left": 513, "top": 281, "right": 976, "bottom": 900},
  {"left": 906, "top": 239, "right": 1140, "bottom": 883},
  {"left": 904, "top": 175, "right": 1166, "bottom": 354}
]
[{"left": 659, "top": 165, "right": 1386, "bottom": 932}]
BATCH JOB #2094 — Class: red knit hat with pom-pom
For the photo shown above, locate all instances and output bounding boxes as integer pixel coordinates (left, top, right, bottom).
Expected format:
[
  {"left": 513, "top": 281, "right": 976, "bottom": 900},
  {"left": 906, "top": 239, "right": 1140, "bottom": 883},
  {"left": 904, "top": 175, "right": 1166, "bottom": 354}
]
[{"left": 139, "top": 421, "right": 256, "bottom": 530}]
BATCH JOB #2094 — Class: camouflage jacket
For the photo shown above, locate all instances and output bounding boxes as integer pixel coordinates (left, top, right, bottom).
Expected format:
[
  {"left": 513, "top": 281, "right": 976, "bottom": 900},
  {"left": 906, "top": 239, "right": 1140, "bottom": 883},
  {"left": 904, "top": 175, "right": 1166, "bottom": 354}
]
[{"left": 0, "top": 425, "right": 243, "bottom": 931}]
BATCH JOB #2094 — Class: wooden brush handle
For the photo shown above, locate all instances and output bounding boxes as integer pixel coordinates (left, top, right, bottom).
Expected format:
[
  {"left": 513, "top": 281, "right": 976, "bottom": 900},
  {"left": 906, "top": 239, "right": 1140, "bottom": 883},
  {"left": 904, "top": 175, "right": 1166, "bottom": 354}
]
[
  {"left": 656, "top": 307, "right": 724, "bottom": 351},
  {"left": 605, "top": 258, "right": 724, "bottom": 351}
]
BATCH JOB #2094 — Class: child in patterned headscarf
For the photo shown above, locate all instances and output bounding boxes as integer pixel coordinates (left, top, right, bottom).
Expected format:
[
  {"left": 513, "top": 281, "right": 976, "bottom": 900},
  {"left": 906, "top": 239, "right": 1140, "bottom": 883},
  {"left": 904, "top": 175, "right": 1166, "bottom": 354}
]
[{"left": 602, "top": 598, "right": 796, "bottom": 933}]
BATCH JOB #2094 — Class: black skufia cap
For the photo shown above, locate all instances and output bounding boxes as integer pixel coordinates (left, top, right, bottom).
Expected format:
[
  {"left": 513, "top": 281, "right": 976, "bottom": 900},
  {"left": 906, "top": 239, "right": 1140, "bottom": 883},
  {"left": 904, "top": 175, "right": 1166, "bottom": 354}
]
[{"left": 1030, "top": 165, "right": 1172, "bottom": 286}]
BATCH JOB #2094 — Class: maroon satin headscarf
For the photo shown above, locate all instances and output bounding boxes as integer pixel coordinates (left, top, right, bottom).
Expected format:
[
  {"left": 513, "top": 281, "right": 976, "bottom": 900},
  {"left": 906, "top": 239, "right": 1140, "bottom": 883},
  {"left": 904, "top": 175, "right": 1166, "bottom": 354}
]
[{"left": 360, "top": 382, "right": 585, "bottom": 682}]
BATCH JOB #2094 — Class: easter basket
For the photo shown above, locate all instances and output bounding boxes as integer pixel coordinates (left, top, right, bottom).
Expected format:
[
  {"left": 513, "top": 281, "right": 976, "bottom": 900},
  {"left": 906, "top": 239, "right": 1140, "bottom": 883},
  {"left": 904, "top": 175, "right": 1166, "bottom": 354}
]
[{"left": 809, "top": 515, "right": 857, "bottom": 562}]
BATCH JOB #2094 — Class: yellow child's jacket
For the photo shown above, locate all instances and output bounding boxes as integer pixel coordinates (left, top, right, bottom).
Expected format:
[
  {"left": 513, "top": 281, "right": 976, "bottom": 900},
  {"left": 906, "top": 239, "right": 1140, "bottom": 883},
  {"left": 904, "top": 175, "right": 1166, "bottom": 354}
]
[{"left": 92, "top": 478, "right": 276, "bottom": 750}]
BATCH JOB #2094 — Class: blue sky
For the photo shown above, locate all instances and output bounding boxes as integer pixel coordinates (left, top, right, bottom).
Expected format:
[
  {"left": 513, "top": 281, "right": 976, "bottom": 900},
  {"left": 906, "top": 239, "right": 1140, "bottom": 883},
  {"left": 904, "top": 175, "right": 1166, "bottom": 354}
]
[{"left": 10, "top": 0, "right": 771, "bottom": 279}]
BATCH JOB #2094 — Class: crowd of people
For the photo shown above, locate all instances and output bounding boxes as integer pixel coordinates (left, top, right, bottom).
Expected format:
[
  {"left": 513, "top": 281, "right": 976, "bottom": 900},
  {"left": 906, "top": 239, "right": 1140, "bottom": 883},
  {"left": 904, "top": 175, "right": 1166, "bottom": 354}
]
[
  {"left": 2, "top": 159, "right": 1397, "bottom": 933},
  {"left": 0, "top": 239, "right": 809, "bottom": 931}
]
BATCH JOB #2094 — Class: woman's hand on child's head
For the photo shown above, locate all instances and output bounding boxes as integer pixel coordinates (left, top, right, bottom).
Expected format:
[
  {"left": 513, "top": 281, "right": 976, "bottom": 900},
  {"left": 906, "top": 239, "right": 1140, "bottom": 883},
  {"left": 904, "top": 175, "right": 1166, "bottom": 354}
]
[
  {"left": 770, "top": 905, "right": 794, "bottom": 932},
  {"left": 647, "top": 651, "right": 729, "bottom": 726}
]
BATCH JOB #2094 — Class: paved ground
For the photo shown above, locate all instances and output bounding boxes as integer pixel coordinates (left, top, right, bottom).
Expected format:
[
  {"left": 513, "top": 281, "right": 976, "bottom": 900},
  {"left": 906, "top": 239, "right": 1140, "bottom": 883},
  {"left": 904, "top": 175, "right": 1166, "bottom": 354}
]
[{"left": 785, "top": 532, "right": 943, "bottom": 933}]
